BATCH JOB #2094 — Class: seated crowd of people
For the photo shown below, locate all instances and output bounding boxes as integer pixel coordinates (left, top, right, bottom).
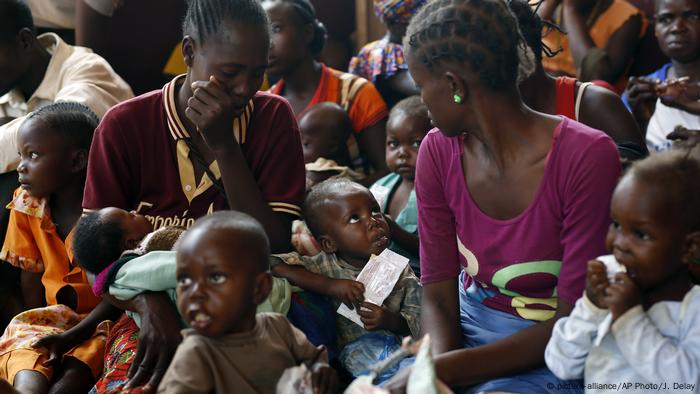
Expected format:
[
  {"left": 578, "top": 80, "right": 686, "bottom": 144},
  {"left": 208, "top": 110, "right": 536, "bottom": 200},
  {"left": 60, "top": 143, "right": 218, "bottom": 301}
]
[{"left": 0, "top": 0, "right": 699, "bottom": 393}]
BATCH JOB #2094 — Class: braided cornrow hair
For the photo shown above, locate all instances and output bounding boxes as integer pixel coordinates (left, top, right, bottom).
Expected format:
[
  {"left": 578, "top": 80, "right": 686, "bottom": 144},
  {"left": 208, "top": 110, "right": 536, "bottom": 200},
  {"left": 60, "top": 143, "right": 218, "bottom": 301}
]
[
  {"left": 404, "top": 0, "right": 535, "bottom": 90},
  {"left": 27, "top": 102, "right": 98, "bottom": 150},
  {"left": 278, "top": 0, "right": 327, "bottom": 56},
  {"left": 182, "top": 0, "right": 270, "bottom": 45},
  {"left": 508, "top": 0, "right": 563, "bottom": 61}
]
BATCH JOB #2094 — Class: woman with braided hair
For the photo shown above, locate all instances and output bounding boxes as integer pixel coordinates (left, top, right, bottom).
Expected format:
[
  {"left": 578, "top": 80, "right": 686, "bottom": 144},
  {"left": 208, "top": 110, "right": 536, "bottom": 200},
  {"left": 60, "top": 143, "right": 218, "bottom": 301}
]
[{"left": 386, "top": 0, "right": 620, "bottom": 392}]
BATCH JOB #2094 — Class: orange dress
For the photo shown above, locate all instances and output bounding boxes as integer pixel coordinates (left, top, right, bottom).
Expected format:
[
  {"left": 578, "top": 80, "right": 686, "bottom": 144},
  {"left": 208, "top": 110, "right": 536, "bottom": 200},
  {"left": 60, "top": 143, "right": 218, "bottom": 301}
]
[
  {"left": 0, "top": 189, "right": 109, "bottom": 383},
  {"left": 542, "top": 0, "right": 647, "bottom": 92}
]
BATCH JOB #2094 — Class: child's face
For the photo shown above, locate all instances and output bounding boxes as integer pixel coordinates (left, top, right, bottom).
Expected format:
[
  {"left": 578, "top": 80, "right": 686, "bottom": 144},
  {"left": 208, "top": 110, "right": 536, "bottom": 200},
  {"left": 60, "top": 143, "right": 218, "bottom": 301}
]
[
  {"left": 318, "top": 186, "right": 391, "bottom": 264},
  {"left": 606, "top": 175, "right": 688, "bottom": 291},
  {"left": 176, "top": 227, "right": 269, "bottom": 337},
  {"left": 655, "top": 0, "right": 700, "bottom": 63},
  {"left": 385, "top": 113, "right": 429, "bottom": 182},
  {"left": 187, "top": 22, "right": 268, "bottom": 114},
  {"left": 16, "top": 118, "right": 76, "bottom": 199},
  {"left": 299, "top": 113, "right": 346, "bottom": 164},
  {"left": 99, "top": 207, "right": 153, "bottom": 249},
  {"left": 263, "top": 0, "right": 309, "bottom": 77}
]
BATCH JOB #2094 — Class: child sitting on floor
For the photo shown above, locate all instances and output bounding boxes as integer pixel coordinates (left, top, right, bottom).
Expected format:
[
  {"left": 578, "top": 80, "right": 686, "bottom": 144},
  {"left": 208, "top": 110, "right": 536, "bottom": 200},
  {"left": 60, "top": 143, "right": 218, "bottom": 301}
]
[
  {"left": 370, "top": 96, "right": 429, "bottom": 277},
  {"left": 157, "top": 211, "right": 337, "bottom": 394},
  {"left": 0, "top": 103, "right": 128, "bottom": 394},
  {"left": 545, "top": 150, "right": 700, "bottom": 391},
  {"left": 272, "top": 178, "right": 421, "bottom": 382}
]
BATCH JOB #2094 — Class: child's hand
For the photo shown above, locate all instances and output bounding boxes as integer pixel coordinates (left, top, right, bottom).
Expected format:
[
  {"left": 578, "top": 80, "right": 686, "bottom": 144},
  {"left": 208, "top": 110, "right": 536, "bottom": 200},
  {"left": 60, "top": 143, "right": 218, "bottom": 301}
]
[
  {"left": 330, "top": 279, "right": 365, "bottom": 309},
  {"left": 33, "top": 333, "right": 81, "bottom": 368},
  {"left": 358, "top": 301, "right": 401, "bottom": 332},
  {"left": 604, "top": 273, "right": 641, "bottom": 321},
  {"left": 585, "top": 259, "right": 610, "bottom": 308},
  {"left": 186, "top": 76, "right": 242, "bottom": 149},
  {"left": 311, "top": 362, "right": 338, "bottom": 394}
]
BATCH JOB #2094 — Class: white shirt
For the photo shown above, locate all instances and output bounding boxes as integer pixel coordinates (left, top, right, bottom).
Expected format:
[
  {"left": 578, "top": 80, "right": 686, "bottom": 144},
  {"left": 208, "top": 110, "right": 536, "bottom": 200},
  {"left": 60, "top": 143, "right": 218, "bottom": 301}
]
[
  {"left": 545, "top": 286, "right": 700, "bottom": 393},
  {"left": 646, "top": 99, "right": 700, "bottom": 153},
  {"left": 25, "top": 0, "right": 122, "bottom": 29},
  {"left": 0, "top": 33, "right": 133, "bottom": 173}
]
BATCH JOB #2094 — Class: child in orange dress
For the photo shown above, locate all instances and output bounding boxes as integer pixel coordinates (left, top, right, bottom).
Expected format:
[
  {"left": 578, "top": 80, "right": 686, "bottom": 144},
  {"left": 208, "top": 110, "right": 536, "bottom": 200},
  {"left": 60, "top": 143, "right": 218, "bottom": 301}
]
[{"left": 0, "top": 103, "right": 140, "bottom": 393}]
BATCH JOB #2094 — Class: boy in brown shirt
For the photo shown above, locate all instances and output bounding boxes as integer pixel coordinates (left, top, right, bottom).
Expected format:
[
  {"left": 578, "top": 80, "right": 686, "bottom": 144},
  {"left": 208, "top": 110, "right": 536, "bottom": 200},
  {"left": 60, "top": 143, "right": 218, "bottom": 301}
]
[{"left": 158, "top": 211, "right": 337, "bottom": 394}]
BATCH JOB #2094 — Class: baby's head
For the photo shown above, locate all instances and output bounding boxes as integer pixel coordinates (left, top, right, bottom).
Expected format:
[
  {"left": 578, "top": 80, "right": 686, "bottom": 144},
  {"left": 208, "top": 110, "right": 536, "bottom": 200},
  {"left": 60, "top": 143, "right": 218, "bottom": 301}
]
[
  {"left": 299, "top": 102, "right": 353, "bottom": 165},
  {"left": 385, "top": 96, "right": 430, "bottom": 182},
  {"left": 606, "top": 150, "right": 700, "bottom": 290},
  {"left": 16, "top": 102, "right": 98, "bottom": 199},
  {"left": 655, "top": 0, "right": 700, "bottom": 64},
  {"left": 176, "top": 210, "right": 272, "bottom": 337},
  {"left": 304, "top": 179, "right": 390, "bottom": 267},
  {"left": 73, "top": 208, "right": 154, "bottom": 275}
]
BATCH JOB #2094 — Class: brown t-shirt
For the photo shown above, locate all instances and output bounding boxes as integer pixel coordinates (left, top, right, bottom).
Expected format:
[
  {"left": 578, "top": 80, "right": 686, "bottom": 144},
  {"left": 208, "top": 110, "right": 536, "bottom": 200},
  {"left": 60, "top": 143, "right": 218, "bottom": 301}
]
[
  {"left": 83, "top": 75, "right": 305, "bottom": 229},
  {"left": 158, "top": 313, "right": 325, "bottom": 394}
]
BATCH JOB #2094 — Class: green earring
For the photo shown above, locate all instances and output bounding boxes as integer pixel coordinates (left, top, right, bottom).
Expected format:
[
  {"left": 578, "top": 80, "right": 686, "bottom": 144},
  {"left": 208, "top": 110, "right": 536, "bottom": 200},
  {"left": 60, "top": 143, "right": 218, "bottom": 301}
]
[{"left": 453, "top": 94, "right": 462, "bottom": 104}]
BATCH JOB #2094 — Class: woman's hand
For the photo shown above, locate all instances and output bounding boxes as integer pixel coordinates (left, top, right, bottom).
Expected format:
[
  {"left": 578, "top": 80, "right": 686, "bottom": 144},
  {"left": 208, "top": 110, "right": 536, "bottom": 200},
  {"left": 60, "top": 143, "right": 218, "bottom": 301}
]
[
  {"left": 604, "top": 273, "right": 641, "bottom": 321},
  {"left": 185, "top": 76, "right": 240, "bottom": 151},
  {"left": 125, "top": 292, "right": 183, "bottom": 392},
  {"left": 585, "top": 259, "right": 610, "bottom": 308},
  {"left": 311, "top": 362, "right": 338, "bottom": 394},
  {"left": 330, "top": 278, "right": 365, "bottom": 309}
]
